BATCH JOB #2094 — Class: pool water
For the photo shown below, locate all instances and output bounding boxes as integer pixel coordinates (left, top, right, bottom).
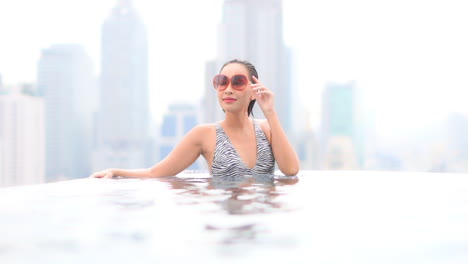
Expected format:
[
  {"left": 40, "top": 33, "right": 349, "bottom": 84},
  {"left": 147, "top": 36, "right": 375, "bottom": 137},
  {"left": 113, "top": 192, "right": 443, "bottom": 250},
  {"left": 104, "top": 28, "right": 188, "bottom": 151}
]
[{"left": 1, "top": 170, "right": 468, "bottom": 263}]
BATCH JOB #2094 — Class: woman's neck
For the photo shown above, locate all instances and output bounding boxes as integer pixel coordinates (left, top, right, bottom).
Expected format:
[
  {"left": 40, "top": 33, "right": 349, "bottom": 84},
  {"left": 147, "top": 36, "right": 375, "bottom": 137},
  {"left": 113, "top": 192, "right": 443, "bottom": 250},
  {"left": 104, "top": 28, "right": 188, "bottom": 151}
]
[{"left": 223, "top": 112, "right": 251, "bottom": 130}]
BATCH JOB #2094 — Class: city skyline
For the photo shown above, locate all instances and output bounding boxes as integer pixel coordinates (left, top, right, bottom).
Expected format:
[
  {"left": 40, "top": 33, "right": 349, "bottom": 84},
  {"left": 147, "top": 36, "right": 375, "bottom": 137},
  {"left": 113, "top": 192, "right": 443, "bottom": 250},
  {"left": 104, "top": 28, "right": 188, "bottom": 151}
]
[
  {"left": 38, "top": 44, "right": 96, "bottom": 181},
  {"left": 203, "top": 0, "right": 294, "bottom": 134},
  {"left": 1, "top": 0, "right": 468, "bottom": 182},
  {"left": 1, "top": 0, "right": 467, "bottom": 144},
  {"left": 93, "top": 0, "right": 153, "bottom": 171}
]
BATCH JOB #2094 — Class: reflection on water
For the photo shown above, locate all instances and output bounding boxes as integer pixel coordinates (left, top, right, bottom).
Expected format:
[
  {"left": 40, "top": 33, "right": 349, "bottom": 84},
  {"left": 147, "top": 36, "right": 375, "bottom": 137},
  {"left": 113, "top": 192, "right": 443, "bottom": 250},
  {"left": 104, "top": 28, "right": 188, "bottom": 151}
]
[
  {"left": 157, "top": 173, "right": 299, "bottom": 247},
  {"left": 1, "top": 171, "right": 468, "bottom": 264},
  {"left": 159, "top": 173, "right": 298, "bottom": 214}
]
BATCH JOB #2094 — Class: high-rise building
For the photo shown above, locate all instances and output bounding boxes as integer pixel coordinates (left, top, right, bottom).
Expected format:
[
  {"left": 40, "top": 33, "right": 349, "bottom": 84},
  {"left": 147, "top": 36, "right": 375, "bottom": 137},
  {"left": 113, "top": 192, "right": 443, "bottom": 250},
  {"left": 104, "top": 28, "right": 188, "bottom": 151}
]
[
  {"left": 320, "top": 81, "right": 359, "bottom": 169},
  {"left": 446, "top": 112, "right": 468, "bottom": 172},
  {"left": 322, "top": 82, "right": 355, "bottom": 138},
  {"left": 0, "top": 88, "right": 45, "bottom": 187},
  {"left": 93, "top": 0, "right": 151, "bottom": 170},
  {"left": 158, "top": 103, "right": 203, "bottom": 170},
  {"left": 37, "top": 44, "right": 96, "bottom": 181},
  {"left": 203, "top": 0, "right": 293, "bottom": 134},
  {"left": 0, "top": 73, "right": 5, "bottom": 94},
  {"left": 296, "top": 111, "right": 319, "bottom": 170}
]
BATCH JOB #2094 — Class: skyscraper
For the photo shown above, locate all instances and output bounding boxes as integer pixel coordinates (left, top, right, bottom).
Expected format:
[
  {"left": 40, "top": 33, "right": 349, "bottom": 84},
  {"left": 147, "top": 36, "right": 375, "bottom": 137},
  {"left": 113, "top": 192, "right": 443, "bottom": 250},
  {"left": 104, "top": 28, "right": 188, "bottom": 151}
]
[
  {"left": 37, "top": 44, "right": 96, "bottom": 181},
  {"left": 203, "top": 0, "right": 293, "bottom": 134},
  {"left": 0, "top": 73, "right": 7, "bottom": 95},
  {"left": 158, "top": 103, "right": 203, "bottom": 170},
  {"left": 0, "top": 88, "right": 45, "bottom": 187},
  {"left": 93, "top": 0, "right": 150, "bottom": 170},
  {"left": 446, "top": 112, "right": 468, "bottom": 172},
  {"left": 320, "top": 81, "right": 358, "bottom": 169},
  {"left": 322, "top": 82, "right": 355, "bottom": 138}
]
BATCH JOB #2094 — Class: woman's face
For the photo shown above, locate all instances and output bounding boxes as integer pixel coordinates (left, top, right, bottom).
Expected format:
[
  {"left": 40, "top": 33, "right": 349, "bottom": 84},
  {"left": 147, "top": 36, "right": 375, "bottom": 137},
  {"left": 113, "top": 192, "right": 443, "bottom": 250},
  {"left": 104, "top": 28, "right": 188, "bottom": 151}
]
[{"left": 217, "top": 63, "right": 255, "bottom": 115}]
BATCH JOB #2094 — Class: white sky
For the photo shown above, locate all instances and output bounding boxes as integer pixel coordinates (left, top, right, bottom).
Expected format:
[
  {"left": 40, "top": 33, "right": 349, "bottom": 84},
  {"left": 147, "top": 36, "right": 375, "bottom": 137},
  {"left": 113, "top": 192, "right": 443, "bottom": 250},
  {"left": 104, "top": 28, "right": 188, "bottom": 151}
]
[{"left": 1, "top": 0, "right": 467, "bottom": 142}]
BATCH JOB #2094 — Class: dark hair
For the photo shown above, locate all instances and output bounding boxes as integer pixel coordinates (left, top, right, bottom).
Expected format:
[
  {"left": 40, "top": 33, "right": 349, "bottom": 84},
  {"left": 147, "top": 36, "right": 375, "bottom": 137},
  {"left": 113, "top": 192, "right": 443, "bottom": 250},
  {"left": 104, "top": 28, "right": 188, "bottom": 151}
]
[{"left": 220, "top": 59, "right": 258, "bottom": 117}]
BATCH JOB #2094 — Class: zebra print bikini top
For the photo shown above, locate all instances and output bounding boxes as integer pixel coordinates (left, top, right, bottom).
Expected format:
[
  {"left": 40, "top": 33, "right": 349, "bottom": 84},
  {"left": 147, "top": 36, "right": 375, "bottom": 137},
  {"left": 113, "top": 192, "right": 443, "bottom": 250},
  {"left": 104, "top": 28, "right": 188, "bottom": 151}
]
[{"left": 211, "top": 119, "right": 275, "bottom": 177}]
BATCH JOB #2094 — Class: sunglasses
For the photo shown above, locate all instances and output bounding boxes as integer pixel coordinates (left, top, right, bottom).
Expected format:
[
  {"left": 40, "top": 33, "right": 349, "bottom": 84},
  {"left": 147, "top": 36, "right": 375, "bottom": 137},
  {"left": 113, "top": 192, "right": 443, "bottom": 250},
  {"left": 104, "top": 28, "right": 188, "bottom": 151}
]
[{"left": 213, "top": 74, "right": 249, "bottom": 91}]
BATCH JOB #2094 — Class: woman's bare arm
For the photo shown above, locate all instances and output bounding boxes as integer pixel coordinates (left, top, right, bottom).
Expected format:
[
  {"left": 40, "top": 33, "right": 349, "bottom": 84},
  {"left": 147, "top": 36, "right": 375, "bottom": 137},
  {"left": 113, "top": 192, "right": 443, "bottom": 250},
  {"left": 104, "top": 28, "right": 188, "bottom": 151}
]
[
  {"left": 90, "top": 125, "right": 208, "bottom": 178},
  {"left": 251, "top": 76, "right": 299, "bottom": 176},
  {"left": 261, "top": 114, "right": 300, "bottom": 176}
]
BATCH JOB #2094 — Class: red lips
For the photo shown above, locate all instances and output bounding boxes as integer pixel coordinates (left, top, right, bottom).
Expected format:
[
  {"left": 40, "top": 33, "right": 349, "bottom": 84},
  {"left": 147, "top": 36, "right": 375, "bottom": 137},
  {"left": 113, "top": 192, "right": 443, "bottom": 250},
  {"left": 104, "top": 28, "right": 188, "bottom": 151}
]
[{"left": 223, "top": 97, "right": 237, "bottom": 103}]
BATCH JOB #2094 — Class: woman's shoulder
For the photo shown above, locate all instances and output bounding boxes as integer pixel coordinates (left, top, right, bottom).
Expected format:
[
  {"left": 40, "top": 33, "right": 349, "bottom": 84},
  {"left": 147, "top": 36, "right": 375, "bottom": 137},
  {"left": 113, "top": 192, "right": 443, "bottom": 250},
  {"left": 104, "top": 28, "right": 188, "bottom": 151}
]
[
  {"left": 182, "top": 123, "right": 217, "bottom": 146},
  {"left": 253, "top": 119, "right": 271, "bottom": 140},
  {"left": 195, "top": 122, "right": 218, "bottom": 129},
  {"left": 191, "top": 123, "right": 218, "bottom": 134},
  {"left": 253, "top": 118, "right": 269, "bottom": 129}
]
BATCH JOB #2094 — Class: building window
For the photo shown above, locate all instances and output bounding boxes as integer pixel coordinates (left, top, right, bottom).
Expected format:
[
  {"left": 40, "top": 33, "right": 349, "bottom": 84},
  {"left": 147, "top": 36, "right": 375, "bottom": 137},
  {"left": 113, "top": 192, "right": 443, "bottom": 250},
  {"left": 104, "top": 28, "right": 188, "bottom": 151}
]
[
  {"left": 161, "top": 115, "right": 176, "bottom": 137},
  {"left": 183, "top": 115, "right": 197, "bottom": 134}
]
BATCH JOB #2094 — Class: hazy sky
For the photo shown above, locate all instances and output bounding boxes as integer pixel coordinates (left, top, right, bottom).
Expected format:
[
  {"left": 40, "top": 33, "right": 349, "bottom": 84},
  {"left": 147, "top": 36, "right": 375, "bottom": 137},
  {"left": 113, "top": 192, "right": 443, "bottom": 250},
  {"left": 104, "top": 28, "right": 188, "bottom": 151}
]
[{"left": 1, "top": 0, "right": 467, "bottom": 142}]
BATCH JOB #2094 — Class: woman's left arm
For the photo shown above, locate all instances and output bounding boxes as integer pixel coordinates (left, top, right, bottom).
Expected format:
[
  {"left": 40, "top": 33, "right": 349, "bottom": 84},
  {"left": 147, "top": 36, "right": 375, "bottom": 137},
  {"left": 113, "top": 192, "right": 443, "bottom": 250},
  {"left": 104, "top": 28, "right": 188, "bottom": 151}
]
[{"left": 251, "top": 76, "right": 300, "bottom": 176}]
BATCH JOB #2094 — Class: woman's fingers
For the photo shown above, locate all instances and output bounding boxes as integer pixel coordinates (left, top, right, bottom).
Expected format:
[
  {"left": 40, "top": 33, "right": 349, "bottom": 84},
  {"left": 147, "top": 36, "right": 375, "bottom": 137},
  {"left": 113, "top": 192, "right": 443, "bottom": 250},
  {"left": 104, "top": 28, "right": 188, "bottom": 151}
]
[
  {"left": 250, "top": 77, "right": 268, "bottom": 93},
  {"left": 250, "top": 76, "right": 274, "bottom": 100},
  {"left": 89, "top": 172, "right": 100, "bottom": 178},
  {"left": 90, "top": 170, "right": 114, "bottom": 178},
  {"left": 252, "top": 86, "right": 272, "bottom": 97},
  {"left": 251, "top": 84, "right": 268, "bottom": 95}
]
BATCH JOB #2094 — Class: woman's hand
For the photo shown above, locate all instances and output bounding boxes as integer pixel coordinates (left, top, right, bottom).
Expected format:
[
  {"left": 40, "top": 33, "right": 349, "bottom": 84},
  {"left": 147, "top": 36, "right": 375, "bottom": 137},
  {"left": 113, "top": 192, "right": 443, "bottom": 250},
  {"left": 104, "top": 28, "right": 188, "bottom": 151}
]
[
  {"left": 251, "top": 76, "right": 300, "bottom": 176},
  {"left": 89, "top": 169, "right": 115, "bottom": 179},
  {"left": 251, "top": 76, "right": 275, "bottom": 117}
]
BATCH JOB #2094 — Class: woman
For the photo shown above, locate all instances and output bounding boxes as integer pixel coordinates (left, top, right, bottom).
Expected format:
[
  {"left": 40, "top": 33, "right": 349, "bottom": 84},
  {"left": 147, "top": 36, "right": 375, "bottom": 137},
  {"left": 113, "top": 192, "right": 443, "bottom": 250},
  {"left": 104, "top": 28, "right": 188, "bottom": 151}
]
[{"left": 90, "top": 59, "right": 299, "bottom": 178}]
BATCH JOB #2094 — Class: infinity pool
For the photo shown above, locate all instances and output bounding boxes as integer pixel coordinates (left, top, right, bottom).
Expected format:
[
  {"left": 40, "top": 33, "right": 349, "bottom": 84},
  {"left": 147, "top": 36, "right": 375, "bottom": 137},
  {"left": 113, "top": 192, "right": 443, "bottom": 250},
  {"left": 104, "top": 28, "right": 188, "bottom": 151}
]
[{"left": 1, "top": 170, "right": 468, "bottom": 263}]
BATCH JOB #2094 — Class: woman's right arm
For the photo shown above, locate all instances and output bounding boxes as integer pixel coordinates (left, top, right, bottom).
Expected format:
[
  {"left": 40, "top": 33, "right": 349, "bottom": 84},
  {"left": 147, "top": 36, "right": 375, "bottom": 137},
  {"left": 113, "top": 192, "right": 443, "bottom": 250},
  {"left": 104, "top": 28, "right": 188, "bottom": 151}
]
[{"left": 89, "top": 125, "right": 209, "bottom": 179}]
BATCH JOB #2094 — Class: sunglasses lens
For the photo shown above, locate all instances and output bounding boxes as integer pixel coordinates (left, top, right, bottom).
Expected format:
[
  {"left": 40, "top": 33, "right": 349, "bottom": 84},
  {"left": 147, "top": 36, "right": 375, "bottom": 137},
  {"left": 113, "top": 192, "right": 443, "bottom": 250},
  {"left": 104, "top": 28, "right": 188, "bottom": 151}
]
[
  {"left": 213, "top": 75, "right": 228, "bottom": 90},
  {"left": 231, "top": 75, "right": 248, "bottom": 90}
]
